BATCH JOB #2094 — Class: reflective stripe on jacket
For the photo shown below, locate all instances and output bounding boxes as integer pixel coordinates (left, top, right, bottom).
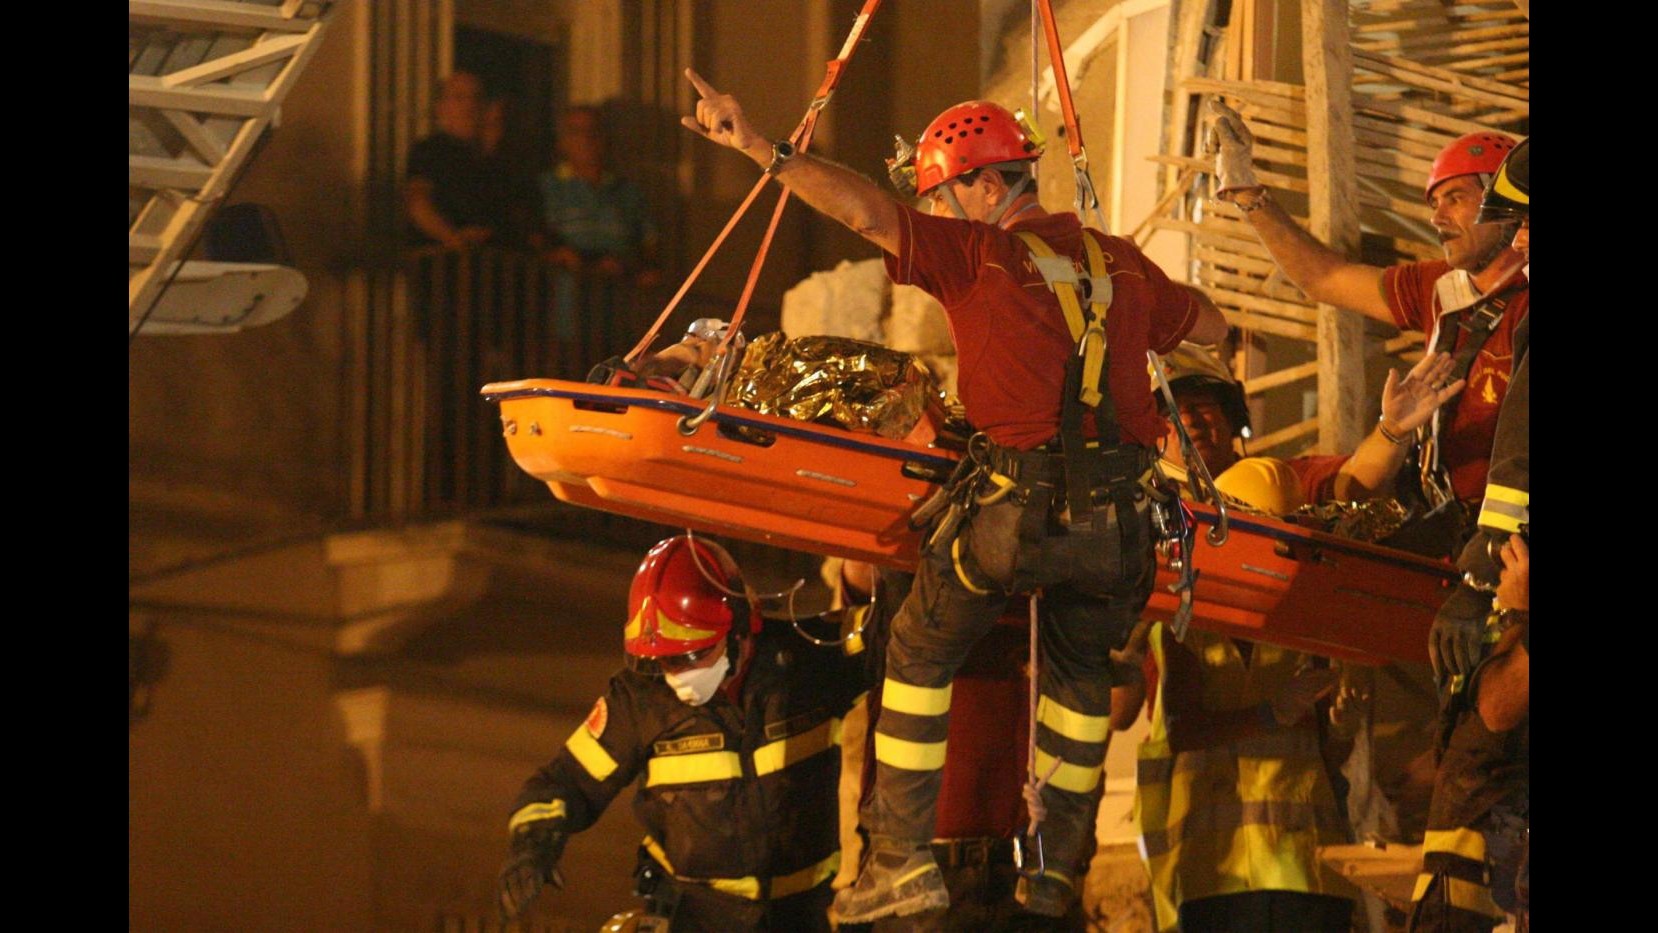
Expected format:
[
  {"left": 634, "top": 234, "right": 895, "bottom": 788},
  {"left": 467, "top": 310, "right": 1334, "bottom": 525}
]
[
  {"left": 1139, "top": 626, "right": 1346, "bottom": 921},
  {"left": 508, "top": 622, "right": 866, "bottom": 899}
]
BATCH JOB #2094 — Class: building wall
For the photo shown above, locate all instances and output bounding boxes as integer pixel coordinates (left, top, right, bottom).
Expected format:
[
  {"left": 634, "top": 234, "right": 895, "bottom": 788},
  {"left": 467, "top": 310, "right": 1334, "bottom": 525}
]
[{"left": 128, "top": 620, "right": 375, "bottom": 931}]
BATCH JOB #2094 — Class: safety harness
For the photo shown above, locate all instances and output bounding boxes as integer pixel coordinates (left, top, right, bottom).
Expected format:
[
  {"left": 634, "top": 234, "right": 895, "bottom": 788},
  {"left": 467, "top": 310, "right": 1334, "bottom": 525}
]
[
  {"left": 1415, "top": 274, "right": 1527, "bottom": 509},
  {"left": 1013, "top": 229, "right": 1129, "bottom": 537}
]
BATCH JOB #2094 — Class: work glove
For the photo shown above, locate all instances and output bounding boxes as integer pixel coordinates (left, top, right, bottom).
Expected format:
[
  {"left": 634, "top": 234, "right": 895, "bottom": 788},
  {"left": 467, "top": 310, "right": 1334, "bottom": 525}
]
[
  {"left": 1429, "top": 581, "right": 1491, "bottom": 686},
  {"left": 1205, "top": 98, "right": 1261, "bottom": 197},
  {"left": 497, "top": 821, "right": 569, "bottom": 922}
]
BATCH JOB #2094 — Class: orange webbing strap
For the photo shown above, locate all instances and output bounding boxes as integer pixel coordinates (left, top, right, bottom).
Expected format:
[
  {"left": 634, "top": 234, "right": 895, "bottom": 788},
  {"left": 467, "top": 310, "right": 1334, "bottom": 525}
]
[
  {"left": 1033, "top": 0, "right": 1107, "bottom": 228},
  {"left": 626, "top": 0, "right": 886, "bottom": 367},
  {"left": 1035, "top": 0, "right": 1084, "bottom": 162},
  {"left": 624, "top": 176, "right": 770, "bottom": 364}
]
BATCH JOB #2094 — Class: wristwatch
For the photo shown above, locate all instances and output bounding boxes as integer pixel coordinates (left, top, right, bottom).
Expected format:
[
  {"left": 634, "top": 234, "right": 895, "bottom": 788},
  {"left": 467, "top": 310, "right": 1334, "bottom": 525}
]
[{"left": 765, "top": 139, "right": 796, "bottom": 175}]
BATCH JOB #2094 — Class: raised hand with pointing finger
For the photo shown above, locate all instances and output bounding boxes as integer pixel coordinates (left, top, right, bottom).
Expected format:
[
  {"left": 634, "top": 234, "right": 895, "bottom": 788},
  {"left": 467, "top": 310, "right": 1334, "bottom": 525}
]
[{"left": 680, "top": 68, "right": 772, "bottom": 167}]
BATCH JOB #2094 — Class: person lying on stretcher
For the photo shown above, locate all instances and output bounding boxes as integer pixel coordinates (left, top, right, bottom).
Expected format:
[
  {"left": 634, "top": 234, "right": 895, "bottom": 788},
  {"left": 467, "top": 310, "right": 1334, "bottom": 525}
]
[{"left": 588, "top": 318, "right": 746, "bottom": 395}]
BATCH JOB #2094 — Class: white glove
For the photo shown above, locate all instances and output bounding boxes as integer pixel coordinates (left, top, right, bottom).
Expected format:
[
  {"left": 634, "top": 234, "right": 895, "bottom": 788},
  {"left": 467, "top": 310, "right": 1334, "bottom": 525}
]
[{"left": 1206, "top": 98, "right": 1261, "bottom": 197}]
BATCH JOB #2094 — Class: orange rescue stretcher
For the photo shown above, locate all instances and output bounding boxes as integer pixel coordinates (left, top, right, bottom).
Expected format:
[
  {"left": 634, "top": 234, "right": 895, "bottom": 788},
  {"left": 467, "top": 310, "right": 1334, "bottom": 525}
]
[{"left": 481, "top": 378, "right": 1458, "bottom": 667}]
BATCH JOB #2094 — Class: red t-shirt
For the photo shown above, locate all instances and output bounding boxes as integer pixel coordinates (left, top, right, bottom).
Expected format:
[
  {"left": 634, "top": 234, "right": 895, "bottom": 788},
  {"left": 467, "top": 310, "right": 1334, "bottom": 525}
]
[
  {"left": 886, "top": 207, "right": 1201, "bottom": 450},
  {"left": 1382, "top": 260, "right": 1529, "bottom": 502},
  {"left": 1287, "top": 453, "right": 1350, "bottom": 506}
]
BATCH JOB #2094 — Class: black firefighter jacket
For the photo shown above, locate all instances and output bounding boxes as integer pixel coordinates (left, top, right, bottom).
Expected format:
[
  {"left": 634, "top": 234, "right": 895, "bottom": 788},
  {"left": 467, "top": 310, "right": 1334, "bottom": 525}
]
[{"left": 508, "top": 618, "right": 869, "bottom": 902}]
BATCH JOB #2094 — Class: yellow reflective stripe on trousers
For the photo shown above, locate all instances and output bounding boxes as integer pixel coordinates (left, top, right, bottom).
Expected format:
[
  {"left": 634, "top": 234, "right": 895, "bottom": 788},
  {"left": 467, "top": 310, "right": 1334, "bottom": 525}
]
[
  {"left": 1037, "top": 695, "right": 1110, "bottom": 743},
  {"left": 753, "top": 717, "right": 843, "bottom": 777},
  {"left": 882, "top": 678, "right": 953, "bottom": 716},
  {"left": 1411, "top": 873, "right": 1506, "bottom": 919},
  {"left": 1424, "top": 827, "right": 1487, "bottom": 861},
  {"left": 1034, "top": 748, "right": 1103, "bottom": 793},
  {"left": 646, "top": 750, "right": 743, "bottom": 787},
  {"left": 641, "top": 835, "right": 838, "bottom": 901},
  {"left": 875, "top": 732, "right": 948, "bottom": 770},
  {"left": 565, "top": 724, "right": 619, "bottom": 781},
  {"left": 507, "top": 799, "right": 567, "bottom": 834}
]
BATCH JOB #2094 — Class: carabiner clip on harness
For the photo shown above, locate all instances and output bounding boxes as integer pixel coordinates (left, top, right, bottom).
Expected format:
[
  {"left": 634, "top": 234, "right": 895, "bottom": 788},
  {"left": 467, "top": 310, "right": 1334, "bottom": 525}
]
[{"left": 1149, "top": 350, "right": 1228, "bottom": 640}]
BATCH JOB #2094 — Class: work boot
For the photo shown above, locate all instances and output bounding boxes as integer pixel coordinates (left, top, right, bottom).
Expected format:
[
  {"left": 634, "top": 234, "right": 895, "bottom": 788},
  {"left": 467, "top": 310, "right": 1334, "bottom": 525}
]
[
  {"left": 1015, "top": 873, "right": 1073, "bottom": 917},
  {"left": 831, "top": 837, "right": 949, "bottom": 923}
]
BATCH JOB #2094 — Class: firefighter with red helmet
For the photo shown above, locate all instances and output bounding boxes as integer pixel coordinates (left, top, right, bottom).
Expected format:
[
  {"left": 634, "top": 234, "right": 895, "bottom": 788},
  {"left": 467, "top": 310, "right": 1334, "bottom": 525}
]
[
  {"left": 681, "top": 70, "right": 1227, "bottom": 923},
  {"left": 1410, "top": 137, "right": 1529, "bottom": 933},
  {"left": 1208, "top": 104, "right": 1526, "bottom": 572},
  {"left": 495, "top": 535, "right": 869, "bottom": 931}
]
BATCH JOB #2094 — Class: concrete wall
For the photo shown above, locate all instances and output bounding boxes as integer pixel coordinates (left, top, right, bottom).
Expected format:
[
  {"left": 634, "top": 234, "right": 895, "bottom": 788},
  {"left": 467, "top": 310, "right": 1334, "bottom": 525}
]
[{"left": 129, "top": 620, "right": 375, "bottom": 931}]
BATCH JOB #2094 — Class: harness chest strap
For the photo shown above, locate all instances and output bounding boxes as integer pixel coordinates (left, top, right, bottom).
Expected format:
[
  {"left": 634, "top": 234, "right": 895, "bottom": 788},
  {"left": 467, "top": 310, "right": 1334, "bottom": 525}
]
[{"left": 1014, "top": 230, "right": 1113, "bottom": 408}]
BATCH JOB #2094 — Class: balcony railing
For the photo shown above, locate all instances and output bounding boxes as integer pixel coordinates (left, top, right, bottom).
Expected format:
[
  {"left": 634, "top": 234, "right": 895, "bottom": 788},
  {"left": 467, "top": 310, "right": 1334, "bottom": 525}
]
[{"left": 351, "top": 246, "right": 658, "bottom": 525}]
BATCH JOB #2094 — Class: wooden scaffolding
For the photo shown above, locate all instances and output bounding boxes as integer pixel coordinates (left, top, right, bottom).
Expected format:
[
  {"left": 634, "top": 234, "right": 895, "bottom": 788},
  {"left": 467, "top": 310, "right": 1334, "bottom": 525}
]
[{"left": 1141, "top": 0, "right": 1529, "bottom": 455}]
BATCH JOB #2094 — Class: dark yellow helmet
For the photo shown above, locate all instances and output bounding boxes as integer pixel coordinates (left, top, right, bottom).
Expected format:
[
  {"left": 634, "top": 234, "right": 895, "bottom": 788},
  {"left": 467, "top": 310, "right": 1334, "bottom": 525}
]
[
  {"left": 1154, "top": 344, "right": 1251, "bottom": 438},
  {"left": 1476, "top": 137, "right": 1528, "bottom": 225},
  {"left": 1214, "top": 456, "right": 1305, "bottom": 516}
]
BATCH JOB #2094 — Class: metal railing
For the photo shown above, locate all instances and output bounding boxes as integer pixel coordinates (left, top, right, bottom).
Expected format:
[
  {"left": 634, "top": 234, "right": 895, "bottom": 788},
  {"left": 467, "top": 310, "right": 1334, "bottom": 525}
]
[{"left": 352, "top": 246, "right": 658, "bottom": 525}]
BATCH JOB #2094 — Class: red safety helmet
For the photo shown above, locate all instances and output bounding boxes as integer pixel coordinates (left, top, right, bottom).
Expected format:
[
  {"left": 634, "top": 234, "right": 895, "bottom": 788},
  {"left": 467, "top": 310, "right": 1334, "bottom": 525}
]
[
  {"left": 912, "top": 100, "right": 1043, "bottom": 196},
  {"left": 1424, "top": 132, "right": 1517, "bottom": 201},
  {"left": 623, "top": 535, "right": 757, "bottom": 672}
]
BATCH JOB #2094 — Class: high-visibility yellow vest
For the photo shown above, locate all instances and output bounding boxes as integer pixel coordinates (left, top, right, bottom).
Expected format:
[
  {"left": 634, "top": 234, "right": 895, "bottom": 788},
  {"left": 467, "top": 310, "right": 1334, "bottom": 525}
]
[
  {"left": 1136, "top": 625, "right": 1346, "bottom": 926},
  {"left": 1135, "top": 621, "right": 1180, "bottom": 932}
]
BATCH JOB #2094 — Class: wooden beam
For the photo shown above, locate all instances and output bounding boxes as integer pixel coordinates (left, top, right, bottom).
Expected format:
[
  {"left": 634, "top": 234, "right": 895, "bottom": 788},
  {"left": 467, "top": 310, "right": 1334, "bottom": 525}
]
[
  {"left": 160, "top": 109, "right": 227, "bottom": 164},
  {"left": 130, "top": 74, "right": 268, "bottom": 117},
  {"left": 1199, "top": 267, "right": 1315, "bottom": 306},
  {"left": 129, "top": 154, "right": 215, "bottom": 189},
  {"left": 1163, "top": 0, "right": 1218, "bottom": 197},
  {"left": 1303, "top": 0, "right": 1366, "bottom": 455},
  {"left": 1251, "top": 416, "right": 1319, "bottom": 454},
  {"left": 1243, "top": 359, "right": 1318, "bottom": 395},
  {"left": 1353, "top": 97, "right": 1496, "bottom": 139},
  {"left": 1351, "top": 51, "right": 1528, "bottom": 109},
  {"left": 1128, "top": 167, "right": 1199, "bottom": 245},
  {"left": 129, "top": 235, "right": 163, "bottom": 265},
  {"left": 1214, "top": 307, "right": 1318, "bottom": 343},
  {"left": 129, "top": 0, "right": 315, "bottom": 32},
  {"left": 161, "top": 33, "right": 309, "bottom": 88}
]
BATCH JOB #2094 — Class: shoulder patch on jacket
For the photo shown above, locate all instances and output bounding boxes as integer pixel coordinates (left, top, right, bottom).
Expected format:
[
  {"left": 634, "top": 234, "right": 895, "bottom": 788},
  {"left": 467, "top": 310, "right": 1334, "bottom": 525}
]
[
  {"left": 583, "top": 698, "right": 608, "bottom": 739},
  {"left": 653, "top": 732, "right": 726, "bottom": 756}
]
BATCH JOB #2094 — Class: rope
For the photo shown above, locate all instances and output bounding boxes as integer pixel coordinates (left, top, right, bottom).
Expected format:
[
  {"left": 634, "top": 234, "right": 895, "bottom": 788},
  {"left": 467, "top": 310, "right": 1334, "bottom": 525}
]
[{"left": 1022, "top": 590, "right": 1061, "bottom": 836}]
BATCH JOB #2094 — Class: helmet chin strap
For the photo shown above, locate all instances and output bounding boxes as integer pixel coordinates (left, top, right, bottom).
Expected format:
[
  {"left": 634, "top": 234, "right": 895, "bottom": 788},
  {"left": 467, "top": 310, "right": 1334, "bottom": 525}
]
[
  {"left": 986, "top": 173, "right": 1033, "bottom": 226},
  {"left": 938, "top": 171, "right": 1035, "bottom": 224}
]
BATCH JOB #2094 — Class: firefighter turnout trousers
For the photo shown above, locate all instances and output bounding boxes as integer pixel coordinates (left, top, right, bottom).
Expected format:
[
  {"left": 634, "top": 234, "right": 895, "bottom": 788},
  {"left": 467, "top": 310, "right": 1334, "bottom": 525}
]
[{"left": 864, "top": 442, "right": 1156, "bottom": 895}]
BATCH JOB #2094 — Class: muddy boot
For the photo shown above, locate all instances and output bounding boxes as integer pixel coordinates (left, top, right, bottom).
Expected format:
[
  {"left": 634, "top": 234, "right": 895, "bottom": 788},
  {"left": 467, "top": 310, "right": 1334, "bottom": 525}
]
[
  {"left": 1015, "top": 872, "right": 1075, "bottom": 918},
  {"left": 831, "top": 837, "right": 949, "bottom": 924}
]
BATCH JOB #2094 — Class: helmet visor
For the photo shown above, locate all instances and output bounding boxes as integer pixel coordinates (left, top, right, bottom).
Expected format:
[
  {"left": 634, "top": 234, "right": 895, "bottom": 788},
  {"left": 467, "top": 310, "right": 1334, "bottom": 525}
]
[{"left": 625, "top": 642, "right": 723, "bottom": 677}]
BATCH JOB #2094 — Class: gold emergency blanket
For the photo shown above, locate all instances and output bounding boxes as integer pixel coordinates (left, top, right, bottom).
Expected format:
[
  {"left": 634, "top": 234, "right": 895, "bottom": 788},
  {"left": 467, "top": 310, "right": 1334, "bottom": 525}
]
[
  {"left": 1288, "top": 498, "right": 1412, "bottom": 544},
  {"left": 723, "top": 333, "right": 947, "bottom": 439}
]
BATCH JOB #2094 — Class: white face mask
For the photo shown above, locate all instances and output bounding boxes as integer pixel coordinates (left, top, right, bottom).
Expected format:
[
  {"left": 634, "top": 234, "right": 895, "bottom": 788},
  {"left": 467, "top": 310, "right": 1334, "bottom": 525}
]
[{"left": 664, "top": 653, "right": 730, "bottom": 706}]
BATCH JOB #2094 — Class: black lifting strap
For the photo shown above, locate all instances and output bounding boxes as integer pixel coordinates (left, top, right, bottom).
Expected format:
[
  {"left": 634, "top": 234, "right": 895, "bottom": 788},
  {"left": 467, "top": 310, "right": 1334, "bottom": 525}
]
[{"left": 1431, "top": 275, "right": 1526, "bottom": 428}]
